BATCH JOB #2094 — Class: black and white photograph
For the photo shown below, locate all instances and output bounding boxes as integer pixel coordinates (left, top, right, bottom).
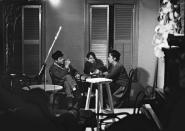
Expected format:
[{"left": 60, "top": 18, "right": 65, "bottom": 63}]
[{"left": 0, "top": 0, "right": 184, "bottom": 131}]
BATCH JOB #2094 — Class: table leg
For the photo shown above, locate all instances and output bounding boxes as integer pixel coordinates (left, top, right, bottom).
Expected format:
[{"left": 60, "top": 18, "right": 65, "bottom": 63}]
[
  {"left": 96, "top": 84, "right": 101, "bottom": 131},
  {"left": 106, "top": 83, "right": 114, "bottom": 113},
  {"left": 106, "top": 84, "right": 115, "bottom": 123},
  {"left": 99, "top": 84, "right": 103, "bottom": 113},
  {"left": 85, "top": 83, "right": 93, "bottom": 110},
  {"left": 95, "top": 88, "right": 98, "bottom": 113}
]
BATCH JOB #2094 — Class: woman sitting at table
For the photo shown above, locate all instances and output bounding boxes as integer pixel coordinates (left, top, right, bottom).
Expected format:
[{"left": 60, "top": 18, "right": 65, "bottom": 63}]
[
  {"left": 103, "top": 50, "right": 129, "bottom": 107},
  {"left": 82, "top": 52, "right": 107, "bottom": 95},
  {"left": 84, "top": 52, "right": 107, "bottom": 75}
]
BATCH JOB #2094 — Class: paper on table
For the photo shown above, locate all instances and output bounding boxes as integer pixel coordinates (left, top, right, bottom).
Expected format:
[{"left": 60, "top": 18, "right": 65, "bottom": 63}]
[{"left": 86, "top": 78, "right": 112, "bottom": 83}]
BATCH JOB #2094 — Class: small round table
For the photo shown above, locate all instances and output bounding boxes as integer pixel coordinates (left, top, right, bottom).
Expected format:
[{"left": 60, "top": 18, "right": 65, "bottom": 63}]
[{"left": 22, "top": 84, "right": 63, "bottom": 91}]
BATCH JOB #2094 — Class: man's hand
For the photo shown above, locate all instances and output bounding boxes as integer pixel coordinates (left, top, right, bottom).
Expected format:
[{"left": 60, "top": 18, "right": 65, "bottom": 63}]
[
  {"left": 75, "top": 73, "right": 80, "bottom": 79},
  {"left": 65, "top": 59, "right": 71, "bottom": 68},
  {"left": 90, "top": 69, "right": 99, "bottom": 75}
]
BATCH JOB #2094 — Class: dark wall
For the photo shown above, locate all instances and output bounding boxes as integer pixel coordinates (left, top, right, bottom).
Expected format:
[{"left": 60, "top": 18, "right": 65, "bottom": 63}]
[
  {"left": 0, "top": 3, "right": 4, "bottom": 75},
  {"left": 45, "top": 0, "right": 85, "bottom": 83},
  {"left": 0, "top": 0, "right": 44, "bottom": 76},
  {"left": 0, "top": 0, "right": 163, "bottom": 87}
]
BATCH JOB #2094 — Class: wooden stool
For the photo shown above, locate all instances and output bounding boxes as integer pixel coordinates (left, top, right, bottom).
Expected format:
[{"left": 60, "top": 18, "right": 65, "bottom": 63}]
[{"left": 85, "top": 78, "right": 114, "bottom": 131}]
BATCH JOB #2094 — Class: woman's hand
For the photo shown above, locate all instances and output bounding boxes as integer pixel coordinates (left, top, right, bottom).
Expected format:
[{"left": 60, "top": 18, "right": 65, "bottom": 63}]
[
  {"left": 90, "top": 69, "right": 100, "bottom": 75},
  {"left": 102, "top": 71, "right": 108, "bottom": 77},
  {"left": 94, "top": 69, "right": 100, "bottom": 74}
]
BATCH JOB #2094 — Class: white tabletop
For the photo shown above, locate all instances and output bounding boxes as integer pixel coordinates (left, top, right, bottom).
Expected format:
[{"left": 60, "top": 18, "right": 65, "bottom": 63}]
[
  {"left": 23, "top": 84, "right": 63, "bottom": 91},
  {"left": 86, "top": 78, "right": 112, "bottom": 83}
]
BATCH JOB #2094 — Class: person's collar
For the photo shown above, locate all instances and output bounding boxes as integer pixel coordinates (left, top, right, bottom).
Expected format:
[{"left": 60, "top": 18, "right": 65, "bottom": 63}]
[
  {"left": 112, "top": 61, "right": 118, "bottom": 66},
  {"left": 54, "top": 62, "right": 64, "bottom": 69}
]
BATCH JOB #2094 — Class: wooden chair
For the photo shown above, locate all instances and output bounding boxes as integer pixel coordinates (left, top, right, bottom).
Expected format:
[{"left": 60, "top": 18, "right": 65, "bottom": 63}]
[
  {"left": 49, "top": 70, "right": 66, "bottom": 111},
  {"left": 116, "top": 68, "right": 137, "bottom": 108}
]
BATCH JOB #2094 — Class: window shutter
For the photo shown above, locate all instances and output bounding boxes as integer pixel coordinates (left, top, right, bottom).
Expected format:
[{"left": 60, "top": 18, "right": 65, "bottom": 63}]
[
  {"left": 114, "top": 4, "right": 134, "bottom": 72},
  {"left": 115, "top": 5, "right": 133, "bottom": 40},
  {"left": 24, "top": 8, "right": 40, "bottom": 40},
  {"left": 90, "top": 5, "right": 109, "bottom": 64},
  {"left": 22, "top": 5, "right": 41, "bottom": 75}
]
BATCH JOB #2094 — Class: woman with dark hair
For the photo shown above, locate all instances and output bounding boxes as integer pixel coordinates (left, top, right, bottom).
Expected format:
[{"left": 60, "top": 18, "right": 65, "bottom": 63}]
[
  {"left": 103, "top": 50, "right": 129, "bottom": 107},
  {"left": 84, "top": 52, "right": 106, "bottom": 75}
]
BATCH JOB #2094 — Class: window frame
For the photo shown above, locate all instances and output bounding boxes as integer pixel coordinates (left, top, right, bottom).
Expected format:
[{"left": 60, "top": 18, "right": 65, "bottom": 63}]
[{"left": 85, "top": 0, "right": 138, "bottom": 71}]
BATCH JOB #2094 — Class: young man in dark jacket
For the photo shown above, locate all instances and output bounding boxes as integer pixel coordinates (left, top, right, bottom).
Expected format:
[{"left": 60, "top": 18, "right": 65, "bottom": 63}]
[
  {"left": 103, "top": 50, "right": 129, "bottom": 107},
  {"left": 49, "top": 51, "right": 80, "bottom": 107}
]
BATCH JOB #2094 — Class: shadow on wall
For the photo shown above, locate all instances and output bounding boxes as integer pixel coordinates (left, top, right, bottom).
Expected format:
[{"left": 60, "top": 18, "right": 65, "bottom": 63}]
[
  {"left": 137, "top": 67, "right": 150, "bottom": 87},
  {"left": 130, "top": 67, "right": 150, "bottom": 102}
]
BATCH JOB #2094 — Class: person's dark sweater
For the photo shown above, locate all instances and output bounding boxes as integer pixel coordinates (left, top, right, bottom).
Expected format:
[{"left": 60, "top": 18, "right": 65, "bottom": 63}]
[
  {"left": 105, "top": 62, "right": 129, "bottom": 107},
  {"left": 106, "top": 62, "right": 129, "bottom": 87},
  {"left": 49, "top": 62, "right": 78, "bottom": 85},
  {"left": 84, "top": 59, "right": 107, "bottom": 74}
]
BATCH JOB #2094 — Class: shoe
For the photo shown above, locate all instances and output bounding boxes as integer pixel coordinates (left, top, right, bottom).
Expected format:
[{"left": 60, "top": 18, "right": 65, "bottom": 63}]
[
  {"left": 103, "top": 108, "right": 112, "bottom": 114},
  {"left": 66, "top": 96, "right": 74, "bottom": 109},
  {"left": 67, "top": 103, "right": 73, "bottom": 109},
  {"left": 72, "top": 86, "right": 76, "bottom": 91},
  {"left": 73, "top": 89, "right": 81, "bottom": 98}
]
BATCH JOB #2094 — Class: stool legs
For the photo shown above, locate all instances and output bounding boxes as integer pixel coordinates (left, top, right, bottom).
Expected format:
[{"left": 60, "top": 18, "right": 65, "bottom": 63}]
[
  {"left": 106, "top": 83, "right": 114, "bottom": 114},
  {"left": 99, "top": 84, "right": 103, "bottom": 113},
  {"left": 95, "top": 84, "right": 103, "bottom": 113},
  {"left": 95, "top": 88, "right": 98, "bottom": 113},
  {"left": 85, "top": 83, "right": 93, "bottom": 110},
  {"left": 85, "top": 83, "right": 115, "bottom": 113},
  {"left": 96, "top": 85, "right": 100, "bottom": 131},
  {"left": 96, "top": 83, "right": 104, "bottom": 131},
  {"left": 84, "top": 82, "right": 115, "bottom": 131}
]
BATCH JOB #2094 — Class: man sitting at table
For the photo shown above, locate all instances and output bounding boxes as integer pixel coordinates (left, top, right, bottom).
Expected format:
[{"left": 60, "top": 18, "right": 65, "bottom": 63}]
[
  {"left": 103, "top": 50, "right": 129, "bottom": 108},
  {"left": 49, "top": 50, "right": 80, "bottom": 108}
]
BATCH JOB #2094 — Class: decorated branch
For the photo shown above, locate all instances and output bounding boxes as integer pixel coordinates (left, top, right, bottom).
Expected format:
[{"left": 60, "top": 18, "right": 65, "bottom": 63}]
[{"left": 152, "top": 0, "right": 184, "bottom": 58}]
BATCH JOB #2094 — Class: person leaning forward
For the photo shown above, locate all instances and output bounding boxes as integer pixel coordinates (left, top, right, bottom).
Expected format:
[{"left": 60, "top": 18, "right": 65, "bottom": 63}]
[
  {"left": 84, "top": 51, "right": 107, "bottom": 75},
  {"left": 103, "top": 50, "right": 129, "bottom": 107}
]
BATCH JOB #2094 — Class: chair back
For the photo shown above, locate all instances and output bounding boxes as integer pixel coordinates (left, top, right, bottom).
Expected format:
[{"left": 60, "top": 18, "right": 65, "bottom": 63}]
[
  {"left": 126, "top": 68, "right": 137, "bottom": 102},
  {"left": 49, "top": 70, "right": 55, "bottom": 85},
  {"left": 49, "top": 69, "right": 60, "bottom": 86},
  {"left": 117, "top": 68, "right": 137, "bottom": 107},
  {"left": 128, "top": 68, "right": 137, "bottom": 89}
]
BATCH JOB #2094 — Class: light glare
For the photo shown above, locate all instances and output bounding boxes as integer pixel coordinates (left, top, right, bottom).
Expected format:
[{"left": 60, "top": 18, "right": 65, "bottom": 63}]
[{"left": 49, "top": 0, "right": 61, "bottom": 7}]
